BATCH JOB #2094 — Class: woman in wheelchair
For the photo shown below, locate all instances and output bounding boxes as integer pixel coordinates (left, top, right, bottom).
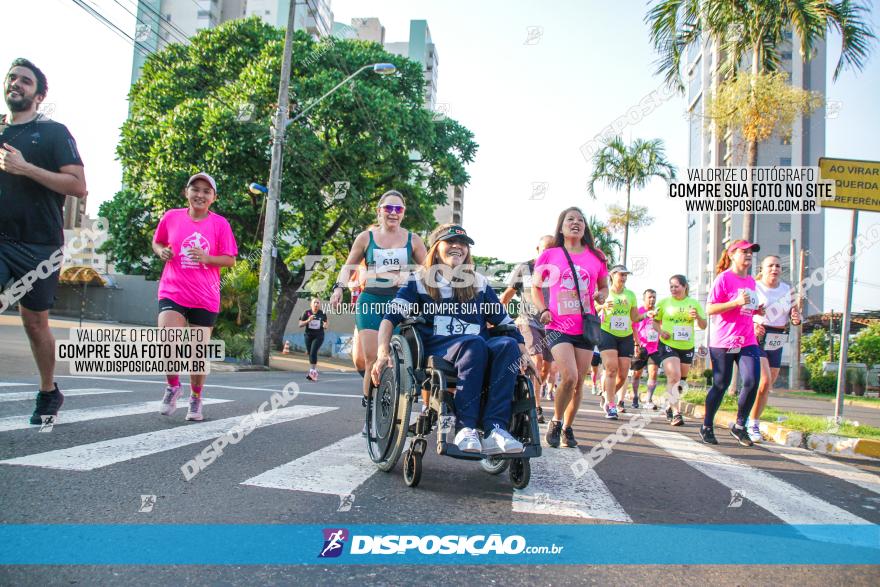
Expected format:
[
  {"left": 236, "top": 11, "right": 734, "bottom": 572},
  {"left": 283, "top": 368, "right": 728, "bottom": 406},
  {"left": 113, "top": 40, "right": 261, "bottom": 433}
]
[{"left": 371, "top": 224, "right": 535, "bottom": 456}]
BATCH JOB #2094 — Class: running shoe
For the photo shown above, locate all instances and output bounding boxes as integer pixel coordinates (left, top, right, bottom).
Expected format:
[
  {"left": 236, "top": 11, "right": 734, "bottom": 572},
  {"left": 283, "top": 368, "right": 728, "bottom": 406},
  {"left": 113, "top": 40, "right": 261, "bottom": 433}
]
[
  {"left": 545, "top": 420, "right": 562, "bottom": 448},
  {"left": 185, "top": 396, "right": 204, "bottom": 421},
  {"left": 619, "top": 401, "right": 627, "bottom": 414},
  {"left": 700, "top": 425, "right": 718, "bottom": 445},
  {"left": 605, "top": 404, "right": 619, "bottom": 420},
  {"left": 729, "top": 423, "right": 754, "bottom": 447},
  {"left": 312, "top": 369, "right": 319, "bottom": 381},
  {"left": 482, "top": 425, "right": 524, "bottom": 455},
  {"left": 665, "top": 406, "right": 674, "bottom": 422},
  {"left": 671, "top": 413, "right": 685, "bottom": 427},
  {"left": 631, "top": 397, "right": 640, "bottom": 409},
  {"left": 454, "top": 427, "right": 482, "bottom": 453},
  {"left": 536, "top": 406, "right": 546, "bottom": 424},
  {"left": 562, "top": 426, "right": 578, "bottom": 448},
  {"left": 748, "top": 420, "right": 762, "bottom": 443},
  {"left": 159, "top": 385, "right": 182, "bottom": 416},
  {"left": 30, "top": 384, "right": 64, "bottom": 425},
  {"left": 645, "top": 401, "right": 657, "bottom": 410}
]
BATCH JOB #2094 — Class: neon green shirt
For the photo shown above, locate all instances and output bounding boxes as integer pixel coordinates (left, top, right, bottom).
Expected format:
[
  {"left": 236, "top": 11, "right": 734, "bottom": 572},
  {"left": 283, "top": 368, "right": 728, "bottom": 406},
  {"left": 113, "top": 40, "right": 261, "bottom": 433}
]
[
  {"left": 656, "top": 296, "right": 706, "bottom": 350},
  {"left": 600, "top": 288, "right": 638, "bottom": 336}
]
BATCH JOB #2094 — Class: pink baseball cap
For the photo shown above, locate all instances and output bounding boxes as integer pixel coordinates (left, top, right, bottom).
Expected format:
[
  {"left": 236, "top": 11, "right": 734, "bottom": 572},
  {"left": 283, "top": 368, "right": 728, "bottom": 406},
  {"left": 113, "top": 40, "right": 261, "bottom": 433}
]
[
  {"left": 727, "top": 239, "right": 760, "bottom": 254},
  {"left": 186, "top": 172, "right": 217, "bottom": 193}
]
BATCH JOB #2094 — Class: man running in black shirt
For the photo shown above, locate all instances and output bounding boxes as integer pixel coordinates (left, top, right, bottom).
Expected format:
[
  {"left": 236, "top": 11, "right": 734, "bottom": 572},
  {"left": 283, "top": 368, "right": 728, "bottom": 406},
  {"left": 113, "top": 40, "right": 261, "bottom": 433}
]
[{"left": 0, "top": 58, "right": 87, "bottom": 424}]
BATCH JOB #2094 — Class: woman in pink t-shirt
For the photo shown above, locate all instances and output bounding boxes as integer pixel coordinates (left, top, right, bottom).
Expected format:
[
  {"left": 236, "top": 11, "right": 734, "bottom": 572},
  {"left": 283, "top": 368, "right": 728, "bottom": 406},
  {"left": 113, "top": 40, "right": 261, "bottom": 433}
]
[
  {"left": 532, "top": 207, "right": 609, "bottom": 449},
  {"left": 152, "top": 172, "right": 238, "bottom": 422},
  {"left": 701, "top": 239, "right": 762, "bottom": 447}
]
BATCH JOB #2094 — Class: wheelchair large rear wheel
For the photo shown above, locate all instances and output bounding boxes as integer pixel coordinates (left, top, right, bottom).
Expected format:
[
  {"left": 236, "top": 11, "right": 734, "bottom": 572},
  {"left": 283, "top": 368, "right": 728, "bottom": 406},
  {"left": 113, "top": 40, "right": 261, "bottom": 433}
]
[{"left": 366, "top": 335, "right": 415, "bottom": 472}]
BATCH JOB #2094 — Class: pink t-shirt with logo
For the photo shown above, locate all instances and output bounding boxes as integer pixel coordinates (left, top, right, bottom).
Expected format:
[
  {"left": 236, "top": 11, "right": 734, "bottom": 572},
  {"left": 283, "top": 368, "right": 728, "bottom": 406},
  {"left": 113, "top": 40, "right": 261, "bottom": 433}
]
[
  {"left": 707, "top": 269, "right": 758, "bottom": 349},
  {"left": 153, "top": 209, "right": 238, "bottom": 312},
  {"left": 635, "top": 305, "right": 660, "bottom": 354},
  {"left": 534, "top": 246, "right": 608, "bottom": 336}
]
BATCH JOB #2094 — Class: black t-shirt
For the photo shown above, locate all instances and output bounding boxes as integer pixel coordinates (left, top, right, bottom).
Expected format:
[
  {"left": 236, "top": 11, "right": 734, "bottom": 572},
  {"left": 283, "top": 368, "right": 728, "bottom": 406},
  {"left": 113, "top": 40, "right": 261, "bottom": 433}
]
[
  {"left": 0, "top": 115, "right": 84, "bottom": 246},
  {"left": 300, "top": 309, "right": 327, "bottom": 333}
]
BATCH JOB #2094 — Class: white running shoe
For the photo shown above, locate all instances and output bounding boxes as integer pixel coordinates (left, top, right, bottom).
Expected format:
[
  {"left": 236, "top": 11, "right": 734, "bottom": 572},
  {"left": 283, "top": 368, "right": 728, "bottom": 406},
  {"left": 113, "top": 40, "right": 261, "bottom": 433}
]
[
  {"left": 748, "top": 420, "right": 762, "bottom": 443},
  {"left": 644, "top": 401, "right": 656, "bottom": 410},
  {"left": 159, "top": 385, "right": 182, "bottom": 416},
  {"left": 454, "top": 427, "right": 482, "bottom": 453},
  {"left": 185, "top": 396, "right": 204, "bottom": 421},
  {"left": 481, "top": 425, "right": 525, "bottom": 455}
]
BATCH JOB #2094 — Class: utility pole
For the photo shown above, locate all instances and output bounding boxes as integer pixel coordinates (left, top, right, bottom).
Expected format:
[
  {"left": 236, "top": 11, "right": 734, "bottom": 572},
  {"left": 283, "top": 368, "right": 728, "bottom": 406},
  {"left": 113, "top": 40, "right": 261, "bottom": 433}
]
[
  {"left": 253, "top": 0, "right": 296, "bottom": 366},
  {"left": 789, "top": 245, "right": 804, "bottom": 389}
]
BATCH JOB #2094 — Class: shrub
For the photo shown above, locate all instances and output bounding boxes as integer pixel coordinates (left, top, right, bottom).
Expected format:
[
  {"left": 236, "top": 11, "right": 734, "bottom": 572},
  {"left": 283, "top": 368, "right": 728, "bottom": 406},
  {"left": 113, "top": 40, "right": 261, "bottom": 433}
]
[{"left": 809, "top": 373, "right": 837, "bottom": 394}]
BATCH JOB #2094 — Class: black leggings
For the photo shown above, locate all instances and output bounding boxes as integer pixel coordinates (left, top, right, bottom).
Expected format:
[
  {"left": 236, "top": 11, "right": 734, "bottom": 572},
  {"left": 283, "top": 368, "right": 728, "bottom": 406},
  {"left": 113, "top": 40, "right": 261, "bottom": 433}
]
[
  {"left": 304, "top": 333, "right": 324, "bottom": 365},
  {"left": 704, "top": 345, "right": 762, "bottom": 428}
]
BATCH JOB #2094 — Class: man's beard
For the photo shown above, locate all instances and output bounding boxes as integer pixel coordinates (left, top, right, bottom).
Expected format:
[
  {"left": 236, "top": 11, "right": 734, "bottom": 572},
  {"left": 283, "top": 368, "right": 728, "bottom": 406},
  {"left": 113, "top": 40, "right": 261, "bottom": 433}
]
[{"left": 5, "top": 89, "right": 35, "bottom": 113}]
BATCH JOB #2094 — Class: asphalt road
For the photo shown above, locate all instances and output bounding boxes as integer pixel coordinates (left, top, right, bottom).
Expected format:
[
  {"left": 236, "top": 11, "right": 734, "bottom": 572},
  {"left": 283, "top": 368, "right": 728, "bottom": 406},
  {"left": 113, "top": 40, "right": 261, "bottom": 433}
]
[{"left": 1, "top": 321, "right": 879, "bottom": 585}]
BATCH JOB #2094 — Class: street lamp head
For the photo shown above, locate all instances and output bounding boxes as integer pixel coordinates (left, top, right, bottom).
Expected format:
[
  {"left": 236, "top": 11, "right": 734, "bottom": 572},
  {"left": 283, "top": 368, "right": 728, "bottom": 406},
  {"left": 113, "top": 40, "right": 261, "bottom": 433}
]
[
  {"left": 249, "top": 182, "right": 269, "bottom": 195},
  {"left": 372, "top": 63, "right": 397, "bottom": 76}
]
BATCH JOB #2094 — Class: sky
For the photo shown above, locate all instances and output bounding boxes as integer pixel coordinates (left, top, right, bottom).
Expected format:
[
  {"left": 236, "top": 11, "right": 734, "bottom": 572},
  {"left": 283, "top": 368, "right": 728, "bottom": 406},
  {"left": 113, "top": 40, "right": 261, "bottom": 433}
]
[{"left": 3, "top": 0, "right": 879, "bottom": 312}]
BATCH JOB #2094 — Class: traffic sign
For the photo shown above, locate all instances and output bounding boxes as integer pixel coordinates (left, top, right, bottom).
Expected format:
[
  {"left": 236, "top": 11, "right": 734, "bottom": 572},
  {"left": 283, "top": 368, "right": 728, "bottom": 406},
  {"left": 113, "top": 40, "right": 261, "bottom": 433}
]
[{"left": 818, "top": 157, "right": 880, "bottom": 212}]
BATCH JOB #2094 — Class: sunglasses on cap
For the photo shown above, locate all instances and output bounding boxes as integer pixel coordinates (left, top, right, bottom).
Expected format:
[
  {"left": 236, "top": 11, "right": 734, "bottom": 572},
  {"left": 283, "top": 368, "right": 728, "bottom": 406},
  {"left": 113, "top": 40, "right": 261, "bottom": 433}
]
[{"left": 380, "top": 204, "right": 405, "bottom": 214}]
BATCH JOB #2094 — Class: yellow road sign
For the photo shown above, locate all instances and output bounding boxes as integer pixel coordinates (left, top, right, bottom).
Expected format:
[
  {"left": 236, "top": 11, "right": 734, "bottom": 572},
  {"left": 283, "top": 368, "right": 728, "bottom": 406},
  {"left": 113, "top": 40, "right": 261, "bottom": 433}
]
[{"left": 819, "top": 157, "right": 880, "bottom": 212}]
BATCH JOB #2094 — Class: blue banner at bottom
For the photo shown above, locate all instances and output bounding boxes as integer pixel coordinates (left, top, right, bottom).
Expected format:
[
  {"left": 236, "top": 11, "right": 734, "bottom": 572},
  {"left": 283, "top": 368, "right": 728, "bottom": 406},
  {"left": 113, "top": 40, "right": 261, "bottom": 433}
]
[{"left": 0, "top": 524, "right": 877, "bottom": 565}]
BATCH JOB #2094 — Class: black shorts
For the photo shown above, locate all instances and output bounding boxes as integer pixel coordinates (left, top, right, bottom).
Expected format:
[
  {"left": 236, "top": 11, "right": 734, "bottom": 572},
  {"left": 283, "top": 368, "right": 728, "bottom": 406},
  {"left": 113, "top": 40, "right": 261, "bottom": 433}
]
[
  {"left": 0, "top": 240, "right": 62, "bottom": 312},
  {"left": 548, "top": 330, "right": 593, "bottom": 351},
  {"left": 591, "top": 352, "right": 602, "bottom": 367},
  {"left": 598, "top": 329, "right": 635, "bottom": 358},
  {"left": 632, "top": 348, "right": 663, "bottom": 371},
  {"left": 759, "top": 326, "right": 787, "bottom": 369},
  {"left": 657, "top": 342, "right": 694, "bottom": 365},
  {"left": 158, "top": 298, "right": 218, "bottom": 327}
]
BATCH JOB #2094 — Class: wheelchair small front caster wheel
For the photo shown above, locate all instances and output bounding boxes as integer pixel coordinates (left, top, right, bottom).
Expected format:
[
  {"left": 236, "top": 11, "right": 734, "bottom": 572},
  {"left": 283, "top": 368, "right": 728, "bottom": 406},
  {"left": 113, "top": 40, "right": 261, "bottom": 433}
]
[
  {"left": 480, "top": 455, "right": 510, "bottom": 475},
  {"left": 509, "top": 458, "right": 530, "bottom": 489},
  {"left": 403, "top": 449, "right": 422, "bottom": 488}
]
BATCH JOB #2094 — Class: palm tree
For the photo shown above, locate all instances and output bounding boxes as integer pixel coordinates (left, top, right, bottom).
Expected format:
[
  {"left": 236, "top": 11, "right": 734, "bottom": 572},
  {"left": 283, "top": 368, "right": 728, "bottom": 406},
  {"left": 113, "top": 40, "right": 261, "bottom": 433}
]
[
  {"left": 646, "top": 0, "right": 876, "bottom": 241},
  {"left": 588, "top": 136, "right": 676, "bottom": 266},
  {"left": 587, "top": 216, "right": 623, "bottom": 266}
]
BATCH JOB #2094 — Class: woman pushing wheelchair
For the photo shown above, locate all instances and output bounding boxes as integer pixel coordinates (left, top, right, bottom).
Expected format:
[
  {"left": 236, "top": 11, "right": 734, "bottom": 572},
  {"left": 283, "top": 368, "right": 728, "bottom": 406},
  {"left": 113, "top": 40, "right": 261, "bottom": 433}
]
[{"left": 371, "top": 224, "right": 536, "bottom": 456}]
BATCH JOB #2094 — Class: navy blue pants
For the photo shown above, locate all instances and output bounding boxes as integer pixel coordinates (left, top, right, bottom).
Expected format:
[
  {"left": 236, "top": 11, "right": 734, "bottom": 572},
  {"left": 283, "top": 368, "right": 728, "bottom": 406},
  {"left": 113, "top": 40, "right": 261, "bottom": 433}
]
[
  {"left": 428, "top": 335, "right": 520, "bottom": 432},
  {"left": 304, "top": 333, "right": 323, "bottom": 365},
  {"left": 703, "top": 345, "right": 762, "bottom": 428}
]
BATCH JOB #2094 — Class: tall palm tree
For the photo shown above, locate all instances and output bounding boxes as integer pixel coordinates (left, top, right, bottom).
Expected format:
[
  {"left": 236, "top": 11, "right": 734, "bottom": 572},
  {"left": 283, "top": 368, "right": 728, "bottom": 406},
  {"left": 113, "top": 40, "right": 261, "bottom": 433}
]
[
  {"left": 587, "top": 216, "right": 622, "bottom": 266},
  {"left": 588, "top": 136, "right": 676, "bottom": 266},
  {"left": 646, "top": 0, "right": 876, "bottom": 241}
]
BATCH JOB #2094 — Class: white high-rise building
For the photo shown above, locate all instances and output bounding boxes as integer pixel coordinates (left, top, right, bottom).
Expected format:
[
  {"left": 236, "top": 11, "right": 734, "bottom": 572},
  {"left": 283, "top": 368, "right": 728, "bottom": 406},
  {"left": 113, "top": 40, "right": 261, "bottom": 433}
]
[{"left": 686, "top": 31, "right": 827, "bottom": 343}]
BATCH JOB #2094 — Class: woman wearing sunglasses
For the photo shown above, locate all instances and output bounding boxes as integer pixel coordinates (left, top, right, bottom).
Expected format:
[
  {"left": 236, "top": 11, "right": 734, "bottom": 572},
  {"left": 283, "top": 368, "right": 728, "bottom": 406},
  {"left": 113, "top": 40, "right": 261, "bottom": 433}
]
[
  {"left": 330, "top": 190, "right": 427, "bottom": 433},
  {"left": 747, "top": 255, "right": 801, "bottom": 442}
]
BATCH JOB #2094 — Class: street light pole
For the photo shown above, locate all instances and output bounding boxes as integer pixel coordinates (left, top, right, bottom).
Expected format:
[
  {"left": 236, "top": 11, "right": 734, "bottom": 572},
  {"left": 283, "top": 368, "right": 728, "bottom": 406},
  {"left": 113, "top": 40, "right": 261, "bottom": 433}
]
[{"left": 253, "top": 0, "right": 297, "bottom": 366}]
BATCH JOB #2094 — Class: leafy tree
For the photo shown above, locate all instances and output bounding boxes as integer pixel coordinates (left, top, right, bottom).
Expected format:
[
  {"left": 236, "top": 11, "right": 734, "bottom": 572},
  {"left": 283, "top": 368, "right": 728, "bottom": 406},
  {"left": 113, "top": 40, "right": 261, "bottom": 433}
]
[
  {"left": 646, "top": 0, "right": 876, "bottom": 241},
  {"left": 849, "top": 323, "right": 880, "bottom": 369},
  {"left": 587, "top": 136, "right": 675, "bottom": 265},
  {"left": 606, "top": 204, "right": 654, "bottom": 236},
  {"left": 802, "top": 328, "right": 830, "bottom": 379},
  {"left": 586, "top": 216, "right": 622, "bottom": 266},
  {"left": 99, "top": 18, "right": 477, "bottom": 349}
]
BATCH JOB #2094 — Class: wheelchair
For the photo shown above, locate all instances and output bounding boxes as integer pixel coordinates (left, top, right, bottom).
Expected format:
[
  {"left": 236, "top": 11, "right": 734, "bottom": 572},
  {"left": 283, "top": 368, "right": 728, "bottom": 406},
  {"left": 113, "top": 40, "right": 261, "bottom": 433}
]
[{"left": 365, "top": 316, "right": 542, "bottom": 489}]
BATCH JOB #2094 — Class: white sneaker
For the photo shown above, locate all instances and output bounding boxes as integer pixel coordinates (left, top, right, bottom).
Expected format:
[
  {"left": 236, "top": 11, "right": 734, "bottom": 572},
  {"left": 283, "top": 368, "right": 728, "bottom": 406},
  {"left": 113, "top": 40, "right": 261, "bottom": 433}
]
[
  {"left": 482, "top": 425, "right": 524, "bottom": 455},
  {"left": 748, "top": 420, "right": 762, "bottom": 443},
  {"left": 644, "top": 401, "right": 656, "bottom": 410},
  {"left": 454, "top": 427, "right": 481, "bottom": 453},
  {"left": 185, "top": 396, "right": 203, "bottom": 421},
  {"left": 159, "top": 385, "right": 181, "bottom": 416}
]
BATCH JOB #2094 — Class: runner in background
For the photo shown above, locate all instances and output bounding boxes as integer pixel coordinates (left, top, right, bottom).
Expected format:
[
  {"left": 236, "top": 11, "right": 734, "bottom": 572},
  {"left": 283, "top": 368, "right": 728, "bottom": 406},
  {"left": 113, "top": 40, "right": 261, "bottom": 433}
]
[
  {"left": 299, "top": 298, "right": 328, "bottom": 381},
  {"left": 598, "top": 265, "right": 648, "bottom": 417},
  {"left": 330, "top": 191, "right": 427, "bottom": 435},
  {"left": 748, "top": 255, "right": 801, "bottom": 442},
  {"left": 632, "top": 289, "right": 660, "bottom": 410},
  {"left": 590, "top": 347, "right": 603, "bottom": 395},
  {"left": 154, "top": 172, "right": 238, "bottom": 421},
  {"left": 533, "top": 207, "right": 609, "bottom": 448},
  {"left": 653, "top": 275, "right": 707, "bottom": 426},
  {"left": 702, "top": 240, "right": 763, "bottom": 446},
  {"left": 1, "top": 59, "right": 87, "bottom": 425},
  {"left": 500, "top": 234, "right": 556, "bottom": 424}
]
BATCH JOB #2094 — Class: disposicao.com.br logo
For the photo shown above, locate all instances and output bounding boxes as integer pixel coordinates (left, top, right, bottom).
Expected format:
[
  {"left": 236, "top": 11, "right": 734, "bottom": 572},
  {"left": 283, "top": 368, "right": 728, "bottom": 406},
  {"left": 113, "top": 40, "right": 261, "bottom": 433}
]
[{"left": 319, "top": 529, "right": 563, "bottom": 557}]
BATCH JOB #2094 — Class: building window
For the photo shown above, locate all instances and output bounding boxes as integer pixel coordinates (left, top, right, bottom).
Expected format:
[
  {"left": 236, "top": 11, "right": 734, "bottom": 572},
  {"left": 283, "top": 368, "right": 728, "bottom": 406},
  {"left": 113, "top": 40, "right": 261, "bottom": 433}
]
[
  {"left": 198, "top": 9, "right": 210, "bottom": 17},
  {"left": 780, "top": 157, "right": 791, "bottom": 166},
  {"left": 779, "top": 222, "right": 791, "bottom": 232},
  {"left": 778, "top": 244, "right": 790, "bottom": 256}
]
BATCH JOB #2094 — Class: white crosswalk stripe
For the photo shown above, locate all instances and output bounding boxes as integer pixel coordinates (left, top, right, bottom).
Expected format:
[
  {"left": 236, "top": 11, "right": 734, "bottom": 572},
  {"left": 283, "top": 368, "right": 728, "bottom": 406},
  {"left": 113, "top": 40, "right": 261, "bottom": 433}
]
[
  {"left": 512, "top": 425, "right": 631, "bottom": 522},
  {"left": 0, "top": 405, "right": 336, "bottom": 470},
  {"left": 760, "top": 442, "right": 880, "bottom": 496},
  {"left": 242, "top": 433, "right": 377, "bottom": 496},
  {"left": 0, "top": 388, "right": 133, "bottom": 403},
  {"left": 0, "top": 398, "right": 230, "bottom": 432},
  {"left": 0, "top": 382, "right": 28, "bottom": 387}
]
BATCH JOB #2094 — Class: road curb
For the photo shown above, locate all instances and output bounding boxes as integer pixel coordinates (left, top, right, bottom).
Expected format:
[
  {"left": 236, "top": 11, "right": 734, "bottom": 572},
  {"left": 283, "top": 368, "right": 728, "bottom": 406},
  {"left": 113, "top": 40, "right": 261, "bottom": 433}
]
[{"left": 680, "top": 401, "right": 877, "bottom": 460}]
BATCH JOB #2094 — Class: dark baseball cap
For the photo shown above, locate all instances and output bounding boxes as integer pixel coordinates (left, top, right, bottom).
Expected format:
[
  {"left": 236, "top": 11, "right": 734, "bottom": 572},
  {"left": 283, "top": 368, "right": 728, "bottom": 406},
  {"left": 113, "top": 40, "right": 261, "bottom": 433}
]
[{"left": 429, "top": 224, "right": 475, "bottom": 247}]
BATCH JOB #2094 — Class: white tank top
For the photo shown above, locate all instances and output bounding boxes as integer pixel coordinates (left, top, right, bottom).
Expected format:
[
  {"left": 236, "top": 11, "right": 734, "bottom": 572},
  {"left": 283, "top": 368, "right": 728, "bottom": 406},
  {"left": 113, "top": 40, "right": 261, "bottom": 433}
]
[{"left": 755, "top": 281, "right": 792, "bottom": 328}]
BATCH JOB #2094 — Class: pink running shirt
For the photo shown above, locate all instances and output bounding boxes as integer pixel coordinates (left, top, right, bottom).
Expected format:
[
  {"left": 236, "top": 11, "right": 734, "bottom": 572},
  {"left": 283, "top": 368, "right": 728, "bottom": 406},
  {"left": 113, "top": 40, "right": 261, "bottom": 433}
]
[
  {"left": 153, "top": 209, "right": 238, "bottom": 312},
  {"left": 635, "top": 305, "right": 660, "bottom": 354},
  {"left": 707, "top": 269, "right": 758, "bottom": 349},
  {"left": 534, "top": 246, "right": 608, "bottom": 336}
]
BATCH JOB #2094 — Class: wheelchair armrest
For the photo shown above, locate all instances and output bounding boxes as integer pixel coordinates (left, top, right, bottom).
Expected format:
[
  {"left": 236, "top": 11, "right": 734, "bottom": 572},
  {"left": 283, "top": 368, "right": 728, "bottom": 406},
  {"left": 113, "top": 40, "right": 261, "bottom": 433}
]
[
  {"left": 400, "top": 316, "right": 427, "bottom": 328},
  {"left": 488, "top": 323, "right": 518, "bottom": 337}
]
